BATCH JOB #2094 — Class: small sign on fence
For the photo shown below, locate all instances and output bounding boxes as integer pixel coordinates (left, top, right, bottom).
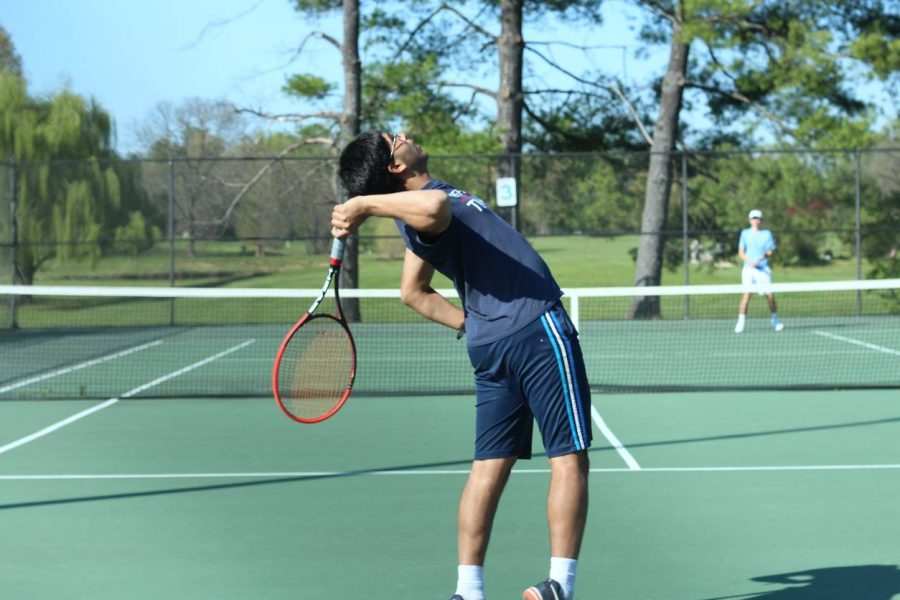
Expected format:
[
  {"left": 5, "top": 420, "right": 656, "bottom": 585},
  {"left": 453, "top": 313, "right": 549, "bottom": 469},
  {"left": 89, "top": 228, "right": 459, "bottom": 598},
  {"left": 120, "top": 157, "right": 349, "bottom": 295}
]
[{"left": 495, "top": 177, "right": 518, "bottom": 207}]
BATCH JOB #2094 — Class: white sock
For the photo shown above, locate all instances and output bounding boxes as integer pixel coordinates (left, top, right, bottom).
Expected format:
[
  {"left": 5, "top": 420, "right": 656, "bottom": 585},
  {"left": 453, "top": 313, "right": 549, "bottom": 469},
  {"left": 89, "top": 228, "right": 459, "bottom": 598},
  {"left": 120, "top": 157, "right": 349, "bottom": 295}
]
[
  {"left": 737, "top": 314, "right": 746, "bottom": 324},
  {"left": 550, "top": 557, "right": 578, "bottom": 600},
  {"left": 455, "top": 565, "right": 485, "bottom": 600}
]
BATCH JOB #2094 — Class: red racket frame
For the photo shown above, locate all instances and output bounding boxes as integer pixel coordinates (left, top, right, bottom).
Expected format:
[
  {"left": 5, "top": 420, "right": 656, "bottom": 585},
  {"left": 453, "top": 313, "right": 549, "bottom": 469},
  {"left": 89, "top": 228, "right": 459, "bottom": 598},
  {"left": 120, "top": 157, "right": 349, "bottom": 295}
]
[{"left": 272, "top": 239, "right": 357, "bottom": 423}]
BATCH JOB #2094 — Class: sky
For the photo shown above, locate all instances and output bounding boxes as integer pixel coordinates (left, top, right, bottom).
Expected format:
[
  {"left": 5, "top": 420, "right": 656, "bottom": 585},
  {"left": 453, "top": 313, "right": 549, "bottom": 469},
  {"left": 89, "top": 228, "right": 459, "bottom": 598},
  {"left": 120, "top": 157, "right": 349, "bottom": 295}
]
[
  {"left": 5, "top": 0, "right": 342, "bottom": 152},
  {"left": 4, "top": 0, "right": 663, "bottom": 154},
  {"left": 5, "top": 1, "right": 892, "bottom": 156}
]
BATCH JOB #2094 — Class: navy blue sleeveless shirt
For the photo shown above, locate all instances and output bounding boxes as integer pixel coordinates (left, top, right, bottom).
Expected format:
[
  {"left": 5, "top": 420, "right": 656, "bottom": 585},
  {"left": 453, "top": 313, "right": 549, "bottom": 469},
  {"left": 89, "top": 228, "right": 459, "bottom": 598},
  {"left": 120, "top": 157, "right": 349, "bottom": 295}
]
[{"left": 396, "top": 179, "right": 562, "bottom": 346}]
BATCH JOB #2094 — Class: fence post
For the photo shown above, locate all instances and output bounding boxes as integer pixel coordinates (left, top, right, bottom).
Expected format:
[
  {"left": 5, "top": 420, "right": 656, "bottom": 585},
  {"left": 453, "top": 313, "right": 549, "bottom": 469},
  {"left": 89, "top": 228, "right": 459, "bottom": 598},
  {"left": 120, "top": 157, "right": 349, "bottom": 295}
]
[
  {"left": 8, "top": 158, "right": 18, "bottom": 329},
  {"left": 854, "top": 150, "right": 862, "bottom": 315},
  {"left": 167, "top": 159, "right": 176, "bottom": 326},
  {"left": 681, "top": 151, "right": 689, "bottom": 319}
]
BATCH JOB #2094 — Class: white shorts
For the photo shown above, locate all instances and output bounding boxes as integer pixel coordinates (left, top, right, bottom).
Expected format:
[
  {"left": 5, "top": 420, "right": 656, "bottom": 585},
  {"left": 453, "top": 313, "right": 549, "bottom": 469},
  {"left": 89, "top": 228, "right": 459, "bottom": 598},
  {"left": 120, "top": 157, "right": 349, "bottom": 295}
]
[{"left": 742, "top": 266, "right": 773, "bottom": 295}]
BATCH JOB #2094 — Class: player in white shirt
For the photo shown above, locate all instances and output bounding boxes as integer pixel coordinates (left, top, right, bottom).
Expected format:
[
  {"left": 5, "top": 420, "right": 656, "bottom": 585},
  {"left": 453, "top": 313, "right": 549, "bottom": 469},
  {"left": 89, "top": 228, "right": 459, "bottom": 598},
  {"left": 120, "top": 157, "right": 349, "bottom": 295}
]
[{"left": 735, "top": 209, "right": 784, "bottom": 333}]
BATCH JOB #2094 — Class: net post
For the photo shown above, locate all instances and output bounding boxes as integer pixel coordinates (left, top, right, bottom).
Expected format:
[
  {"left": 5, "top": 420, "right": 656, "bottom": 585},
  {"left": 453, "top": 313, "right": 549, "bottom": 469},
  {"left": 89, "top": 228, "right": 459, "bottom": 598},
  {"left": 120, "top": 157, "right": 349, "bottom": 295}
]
[{"left": 570, "top": 293, "right": 580, "bottom": 332}]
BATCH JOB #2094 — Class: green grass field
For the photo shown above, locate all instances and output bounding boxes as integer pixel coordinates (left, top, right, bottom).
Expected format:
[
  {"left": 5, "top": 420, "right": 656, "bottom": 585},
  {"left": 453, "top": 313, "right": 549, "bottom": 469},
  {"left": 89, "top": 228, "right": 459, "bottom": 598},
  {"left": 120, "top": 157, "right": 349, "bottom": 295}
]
[{"left": 28, "top": 235, "right": 870, "bottom": 290}]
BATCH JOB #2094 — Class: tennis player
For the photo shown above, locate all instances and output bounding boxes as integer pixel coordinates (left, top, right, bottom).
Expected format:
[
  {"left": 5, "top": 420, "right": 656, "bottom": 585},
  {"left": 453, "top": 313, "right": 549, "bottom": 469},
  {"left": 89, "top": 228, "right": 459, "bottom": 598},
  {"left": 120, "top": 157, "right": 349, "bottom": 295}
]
[
  {"left": 735, "top": 209, "right": 784, "bottom": 333},
  {"left": 333, "top": 132, "right": 591, "bottom": 600}
]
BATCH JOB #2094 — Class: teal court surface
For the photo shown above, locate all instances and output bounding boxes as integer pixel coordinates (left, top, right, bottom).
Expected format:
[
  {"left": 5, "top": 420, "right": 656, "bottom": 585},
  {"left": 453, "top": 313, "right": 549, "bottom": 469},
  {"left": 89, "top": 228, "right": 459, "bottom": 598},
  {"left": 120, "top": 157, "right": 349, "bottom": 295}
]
[
  {"left": 1, "top": 282, "right": 899, "bottom": 598},
  {"left": 2, "top": 388, "right": 899, "bottom": 600}
]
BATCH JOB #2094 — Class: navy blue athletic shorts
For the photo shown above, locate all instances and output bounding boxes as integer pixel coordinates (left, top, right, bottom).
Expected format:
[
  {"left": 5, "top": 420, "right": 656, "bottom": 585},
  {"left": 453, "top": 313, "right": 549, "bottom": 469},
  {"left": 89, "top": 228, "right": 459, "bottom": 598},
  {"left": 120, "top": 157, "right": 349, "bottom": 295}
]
[{"left": 466, "top": 302, "right": 592, "bottom": 460}]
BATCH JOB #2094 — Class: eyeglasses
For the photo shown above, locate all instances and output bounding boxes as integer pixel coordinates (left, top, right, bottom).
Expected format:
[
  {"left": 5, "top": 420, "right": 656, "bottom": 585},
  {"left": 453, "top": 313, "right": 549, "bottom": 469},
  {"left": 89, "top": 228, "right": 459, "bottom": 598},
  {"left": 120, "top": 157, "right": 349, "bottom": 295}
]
[{"left": 389, "top": 133, "right": 400, "bottom": 160}]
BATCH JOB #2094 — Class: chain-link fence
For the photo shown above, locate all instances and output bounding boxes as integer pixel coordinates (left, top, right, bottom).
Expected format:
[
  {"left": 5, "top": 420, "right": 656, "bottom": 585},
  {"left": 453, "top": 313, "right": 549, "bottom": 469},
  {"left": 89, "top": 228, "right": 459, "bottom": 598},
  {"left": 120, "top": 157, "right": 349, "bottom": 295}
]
[{"left": 1, "top": 148, "right": 898, "bottom": 290}]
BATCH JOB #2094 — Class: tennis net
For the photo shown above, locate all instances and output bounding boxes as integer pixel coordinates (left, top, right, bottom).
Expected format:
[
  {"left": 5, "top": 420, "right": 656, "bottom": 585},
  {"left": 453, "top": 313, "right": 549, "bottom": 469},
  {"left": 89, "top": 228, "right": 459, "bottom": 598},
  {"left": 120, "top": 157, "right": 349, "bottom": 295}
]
[{"left": 1, "top": 279, "right": 898, "bottom": 400}]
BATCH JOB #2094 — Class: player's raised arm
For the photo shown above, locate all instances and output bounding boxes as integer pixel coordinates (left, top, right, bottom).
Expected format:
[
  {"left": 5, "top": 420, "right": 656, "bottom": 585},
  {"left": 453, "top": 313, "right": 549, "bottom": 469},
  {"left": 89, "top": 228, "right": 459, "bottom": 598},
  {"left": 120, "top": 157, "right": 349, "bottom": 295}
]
[{"left": 331, "top": 189, "right": 450, "bottom": 237}]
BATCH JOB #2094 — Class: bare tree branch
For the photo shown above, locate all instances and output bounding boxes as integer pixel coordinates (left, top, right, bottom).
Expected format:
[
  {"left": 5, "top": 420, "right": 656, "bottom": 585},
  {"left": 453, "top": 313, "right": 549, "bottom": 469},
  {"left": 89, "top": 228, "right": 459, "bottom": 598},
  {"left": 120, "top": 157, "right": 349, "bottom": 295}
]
[
  {"left": 179, "top": 0, "right": 264, "bottom": 50},
  {"left": 637, "top": 0, "right": 677, "bottom": 23},
  {"left": 438, "top": 82, "right": 499, "bottom": 100},
  {"left": 394, "top": 2, "right": 497, "bottom": 63},
  {"left": 526, "top": 46, "right": 654, "bottom": 146},
  {"left": 522, "top": 99, "right": 562, "bottom": 138},
  {"left": 393, "top": 4, "right": 446, "bottom": 61},
  {"left": 523, "top": 99, "right": 623, "bottom": 149},
  {"left": 528, "top": 40, "right": 626, "bottom": 52},
  {"left": 234, "top": 106, "right": 341, "bottom": 122},
  {"left": 524, "top": 88, "right": 579, "bottom": 96},
  {"left": 452, "top": 90, "right": 481, "bottom": 122},
  {"left": 607, "top": 83, "right": 654, "bottom": 145},
  {"left": 438, "top": 2, "right": 498, "bottom": 43},
  {"left": 237, "top": 30, "right": 344, "bottom": 86},
  {"left": 684, "top": 81, "right": 790, "bottom": 133},
  {"left": 315, "top": 30, "right": 342, "bottom": 52},
  {"left": 273, "top": 31, "right": 341, "bottom": 73},
  {"left": 202, "top": 138, "right": 336, "bottom": 229}
]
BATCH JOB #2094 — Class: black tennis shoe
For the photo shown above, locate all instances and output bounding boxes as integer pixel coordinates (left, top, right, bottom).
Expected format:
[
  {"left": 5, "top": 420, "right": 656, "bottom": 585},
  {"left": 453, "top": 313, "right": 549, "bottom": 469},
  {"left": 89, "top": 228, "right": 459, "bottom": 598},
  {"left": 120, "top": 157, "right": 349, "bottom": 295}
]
[{"left": 523, "top": 578, "right": 566, "bottom": 600}]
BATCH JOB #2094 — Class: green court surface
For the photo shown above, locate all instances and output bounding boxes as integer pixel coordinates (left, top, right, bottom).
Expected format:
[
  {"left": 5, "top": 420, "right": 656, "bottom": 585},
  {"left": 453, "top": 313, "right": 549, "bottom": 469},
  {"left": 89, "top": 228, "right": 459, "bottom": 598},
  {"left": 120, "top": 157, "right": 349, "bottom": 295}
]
[
  {"left": 4, "top": 315, "right": 900, "bottom": 401},
  {"left": 2, "top": 389, "right": 899, "bottom": 599}
]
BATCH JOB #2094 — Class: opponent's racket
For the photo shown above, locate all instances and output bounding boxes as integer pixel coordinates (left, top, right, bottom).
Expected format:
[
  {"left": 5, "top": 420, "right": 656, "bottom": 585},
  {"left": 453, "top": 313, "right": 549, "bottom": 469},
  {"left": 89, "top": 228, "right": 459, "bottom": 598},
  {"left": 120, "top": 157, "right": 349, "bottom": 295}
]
[{"left": 273, "top": 238, "right": 356, "bottom": 423}]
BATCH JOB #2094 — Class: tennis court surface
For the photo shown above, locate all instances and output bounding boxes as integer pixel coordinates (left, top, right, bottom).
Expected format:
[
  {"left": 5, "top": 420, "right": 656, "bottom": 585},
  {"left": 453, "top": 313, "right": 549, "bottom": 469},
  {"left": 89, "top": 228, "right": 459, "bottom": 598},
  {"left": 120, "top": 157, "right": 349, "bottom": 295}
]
[{"left": 2, "top": 281, "right": 899, "bottom": 599}]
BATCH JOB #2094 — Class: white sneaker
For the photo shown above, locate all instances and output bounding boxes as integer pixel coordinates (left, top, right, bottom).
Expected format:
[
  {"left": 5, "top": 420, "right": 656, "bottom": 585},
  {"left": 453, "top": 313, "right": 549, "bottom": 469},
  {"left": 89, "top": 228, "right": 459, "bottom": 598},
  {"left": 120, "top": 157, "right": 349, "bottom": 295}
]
[
  {"left": 773, "top": 321, "right": 784, "bottom": 332},
  {"left": 735, "top": 320, "right": 745, "bottom": 334}
]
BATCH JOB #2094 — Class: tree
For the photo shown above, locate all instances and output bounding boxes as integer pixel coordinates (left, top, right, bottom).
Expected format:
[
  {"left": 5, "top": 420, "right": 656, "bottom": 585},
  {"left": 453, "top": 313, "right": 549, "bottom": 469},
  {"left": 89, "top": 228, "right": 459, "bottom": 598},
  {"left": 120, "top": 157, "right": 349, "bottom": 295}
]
[
  {"left": 389, "top": 1, "right": 610, "bottom": 227},
  {"left": 0, "top": 73, "right": 152, "bottom": 285},
  {"left": 495, "top": 0, "right": 526, "bottom": 228},
  {"left": 259, "top": 0, "right": 364, "bottom": 317},
  {"left": 337, "top": 0, "right": 361, "bottom": 316},
  {"left": 627, "top": 0, "right": 899, "bottom": 318},
  {"left": 283, "top": 1, "right": 616, "bottom": 245},
  {"left": 230, "top": 132, "right": 338, "bottom": 258},
  {"left": 137, "top": 98, "right": 250, "bottom": 256},
  {"left": 860, "top": 129, "right": 900, "bottom": 282},
  {"left": 629, "top": 3, "right": 688, "bottom": 317},
  {"left": 0, "top": 25, "right": 22, "bottom": 77}
]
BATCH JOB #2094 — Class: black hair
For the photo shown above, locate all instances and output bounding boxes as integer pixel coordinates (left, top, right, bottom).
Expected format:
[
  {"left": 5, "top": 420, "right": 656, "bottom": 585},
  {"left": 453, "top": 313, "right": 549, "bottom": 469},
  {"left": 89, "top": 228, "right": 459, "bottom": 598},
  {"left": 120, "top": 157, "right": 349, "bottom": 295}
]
[{"left": 338, "top": 131, "right": 404, "bottom": 197}]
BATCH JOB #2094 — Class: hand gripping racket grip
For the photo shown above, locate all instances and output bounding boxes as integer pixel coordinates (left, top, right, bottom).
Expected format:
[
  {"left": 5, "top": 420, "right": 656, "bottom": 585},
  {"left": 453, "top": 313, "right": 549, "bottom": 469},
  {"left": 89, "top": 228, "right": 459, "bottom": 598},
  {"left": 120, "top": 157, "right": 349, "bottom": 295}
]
[{"left": 329, "top": 238, "right": 346, "bottom": 267}]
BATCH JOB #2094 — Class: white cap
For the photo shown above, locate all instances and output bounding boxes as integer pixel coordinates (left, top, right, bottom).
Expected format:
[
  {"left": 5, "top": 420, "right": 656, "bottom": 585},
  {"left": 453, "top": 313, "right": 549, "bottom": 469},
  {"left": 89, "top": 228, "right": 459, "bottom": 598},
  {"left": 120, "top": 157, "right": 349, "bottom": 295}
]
[{"left": 748, "top": 209, "right": 763, "bottom": 220}]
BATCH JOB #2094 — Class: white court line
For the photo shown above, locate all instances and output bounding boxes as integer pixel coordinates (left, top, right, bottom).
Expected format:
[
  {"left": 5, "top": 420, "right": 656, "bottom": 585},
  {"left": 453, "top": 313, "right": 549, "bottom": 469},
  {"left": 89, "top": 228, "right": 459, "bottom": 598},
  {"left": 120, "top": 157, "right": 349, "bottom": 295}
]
[
  {"left": 0, "top": 399, "right": 121, "bottom": 457},
  {"left": 3, "top": 463, "right": 900, "bottom": 481},
  {"left": 0, "top": 340, "right": 163, "bottom": 394},
  {"left": 0, "top": 340, "right": 256, "bottom": 456},
  {"left": 814, "top": 330, "right": 900, "bottom": 357},
  {"left": 591, "top": 405, "right": 641, "bottom": 470},
  {"left": 117, "top": 339, "right": 255, "bottom": 399}
]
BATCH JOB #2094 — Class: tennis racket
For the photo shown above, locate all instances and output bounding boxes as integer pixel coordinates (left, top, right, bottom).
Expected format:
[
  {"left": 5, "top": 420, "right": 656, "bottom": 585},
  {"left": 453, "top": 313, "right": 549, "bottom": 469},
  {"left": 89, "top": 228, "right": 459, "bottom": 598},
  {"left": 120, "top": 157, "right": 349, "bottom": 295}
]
[{"left": 273, "top": 238, "right": 356, "bottom": 423}]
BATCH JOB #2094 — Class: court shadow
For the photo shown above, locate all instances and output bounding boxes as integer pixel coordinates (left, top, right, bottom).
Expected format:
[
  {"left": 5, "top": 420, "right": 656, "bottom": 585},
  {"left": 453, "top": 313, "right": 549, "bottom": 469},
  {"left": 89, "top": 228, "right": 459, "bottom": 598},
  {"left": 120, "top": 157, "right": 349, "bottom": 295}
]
[
  {"left": 4, "top": 412, "right": 898, "bottom": 511},
  {"left": 704, "top": 565, "right": 900, "bottom": 600}
]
